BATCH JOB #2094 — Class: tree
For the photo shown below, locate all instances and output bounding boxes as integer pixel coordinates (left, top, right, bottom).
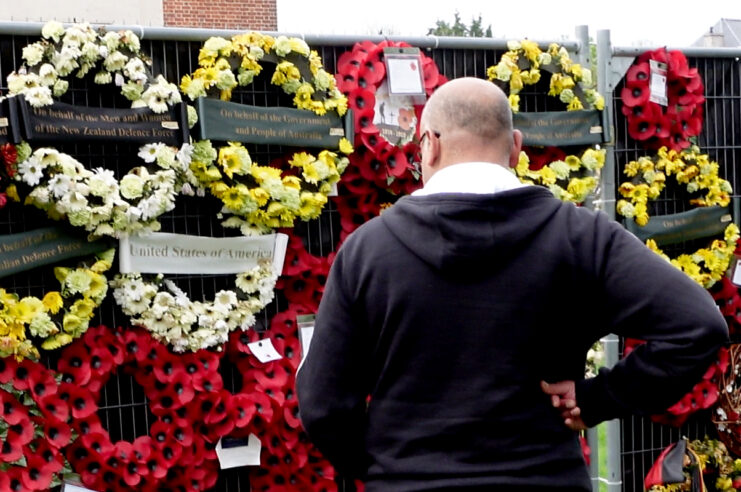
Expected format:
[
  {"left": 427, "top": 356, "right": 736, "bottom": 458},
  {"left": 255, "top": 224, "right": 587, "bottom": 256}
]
[{"left": 427, "top": 12, "right": 492, "bottom": 37}]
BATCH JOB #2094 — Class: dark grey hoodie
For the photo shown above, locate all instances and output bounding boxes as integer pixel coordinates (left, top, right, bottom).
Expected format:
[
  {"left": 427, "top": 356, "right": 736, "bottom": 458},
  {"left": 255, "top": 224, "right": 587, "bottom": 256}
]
[{"left": 296, "top": 186, "right": 728, "bottom": 491}]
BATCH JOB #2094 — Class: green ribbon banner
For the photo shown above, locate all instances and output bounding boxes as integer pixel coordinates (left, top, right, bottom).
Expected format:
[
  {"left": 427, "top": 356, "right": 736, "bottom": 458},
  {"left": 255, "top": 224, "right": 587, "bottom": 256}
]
[
  {"left": 196, "top": 98, "right": 353, "bottom": 149},
  {"left": 0, "top": 227, "right": 112, "bottom": 279},
  {"left": 514, "top": 110, "right": 604, "bottom": 146},
  {"left": 626, "top": 206, "right": 733, "bottom": 246}
]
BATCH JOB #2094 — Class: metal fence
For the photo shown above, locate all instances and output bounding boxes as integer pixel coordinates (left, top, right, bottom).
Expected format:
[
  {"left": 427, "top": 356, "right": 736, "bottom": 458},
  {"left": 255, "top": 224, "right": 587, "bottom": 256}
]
[{"left": 0, "top": 22, "right": 739, "bottom": 492}]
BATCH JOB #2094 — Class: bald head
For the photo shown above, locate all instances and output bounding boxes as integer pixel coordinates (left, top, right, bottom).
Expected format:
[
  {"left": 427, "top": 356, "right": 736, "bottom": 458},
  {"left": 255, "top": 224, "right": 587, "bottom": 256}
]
[{"left": 419, "top": 77, "right": 520, "bottom": 174}]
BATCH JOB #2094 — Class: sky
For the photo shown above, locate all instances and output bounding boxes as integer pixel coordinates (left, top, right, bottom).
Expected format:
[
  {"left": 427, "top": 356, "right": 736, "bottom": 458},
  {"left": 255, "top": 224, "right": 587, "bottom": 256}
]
[{"left": 276, "top": 0, "right": 741, "bottom": 47}]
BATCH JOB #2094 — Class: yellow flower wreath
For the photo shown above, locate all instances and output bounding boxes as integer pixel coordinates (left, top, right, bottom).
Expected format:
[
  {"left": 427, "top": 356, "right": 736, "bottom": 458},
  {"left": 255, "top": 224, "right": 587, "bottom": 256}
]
[{"left": 617, "top": 146, "right": 738, "bottom": 288}]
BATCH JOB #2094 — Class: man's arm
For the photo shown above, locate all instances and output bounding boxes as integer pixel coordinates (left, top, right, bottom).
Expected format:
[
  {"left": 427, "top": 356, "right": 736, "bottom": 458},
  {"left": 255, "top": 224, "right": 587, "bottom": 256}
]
[
  {"left": 295, "top": 248, "right": 371, "bottom": 478},
  {"left": 552, "top": 215, "right": 729, "bottom": 428}
]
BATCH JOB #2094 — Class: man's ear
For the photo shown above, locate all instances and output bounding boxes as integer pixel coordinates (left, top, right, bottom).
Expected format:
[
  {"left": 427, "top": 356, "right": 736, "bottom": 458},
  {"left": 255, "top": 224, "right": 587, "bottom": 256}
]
[{"left": 508, "top": 129, "right": 523, "bottom": 168}]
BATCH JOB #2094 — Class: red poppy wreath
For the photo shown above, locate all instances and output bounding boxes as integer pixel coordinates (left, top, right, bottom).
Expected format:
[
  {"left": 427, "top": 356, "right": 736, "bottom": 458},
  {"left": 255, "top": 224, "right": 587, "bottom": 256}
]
[
  {"left": 624, "top": 338, "right": 728, "bottom": 427},
  {"left": 226, "top": 304, "right": 341, "bottom": 492},
  {"left": 336, "top": 40, "right": 447, "bottom": 193},
  {"left": 621, "top": 47, "right": 704, "bottom": 151},
  {"left": 0, "top": 356, "right": 75, "bottom": 491},
  {"left": 56, "top": 325, "right": 242, "bottom": 492}
]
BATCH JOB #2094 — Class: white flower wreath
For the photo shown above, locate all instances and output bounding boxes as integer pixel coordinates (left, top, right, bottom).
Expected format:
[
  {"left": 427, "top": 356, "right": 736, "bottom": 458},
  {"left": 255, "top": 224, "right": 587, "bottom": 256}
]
[
  {"left": 17, "top": 144, "right": 195, "bottom": 239},
  {"left": 9, "top": 21, "right": 200, "bottom": 239},
  {"left": 110, "top": 258, "right": 278, "bottom": 352},
  {"left": 9, "top": 21, "right": 182, "bottom": 112}
]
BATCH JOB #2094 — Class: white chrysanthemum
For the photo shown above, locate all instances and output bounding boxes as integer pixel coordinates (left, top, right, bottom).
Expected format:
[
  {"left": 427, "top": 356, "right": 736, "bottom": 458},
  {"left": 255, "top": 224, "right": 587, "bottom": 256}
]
[
  {"left": 59, "top": 191, "right": 89, "bottom": 212},
  {"left": 18, "top": 157, "right": 45, "bottom": 186},
  {"left": 104, "top": 51, "right": 128, "bottom": 72},
  {"left": 122, "top": 31, "right": 141, "bottom": 52},
  {"left": 41, "top": 21, "right": 65, "bottom": 42},
  {"left": 52, "top": 51, "right": 79, "bottom": 77},
  {"left": 38, "top": 63, "right": 58, "bottom": 86},
  {"left": 80, "top": 41, "right": 100, "bottom": 62},
  {"left": 52, "top": 79, "right": 69, "bottom": 97},
  {"left": 124, "top": 58, "right": 147, "bottom": 81},
  {"left": 27, "top": 186, "right": 51, "bottom": 205},
  {"left": 120, "top": 174, "right": 145, "bottom": 199},
  {"left": 48, "top": 173, "right": 73, "bottom": 198},
  {"left": 88, "top": 168, "right": 117, "bottom": 197},
  {"left": 94, "top": 71, "right": 113, "bottom": 85},
  {"left": 203, "top": 36, "right": 232, "bottom": 54},
  {"left": 22, "top": 43, "right": 45, "bottom": 66},
  {"left": 154, "top": 146, "right": 176, "bottom": 169},
  {"left": 138, "top": 143, "right": 163, "bottom": 163},
  {"left": 102, "top": 31, "right": 121, "bottom": 51},
  {"left": 23, "top": 86, "right": 53, "bottom": 107},
  {"left": 176, "top": 143, "right": 194, "bottom": 168},
  {"left": 214, "top": 290, "right": 237, "bottom": 309}
]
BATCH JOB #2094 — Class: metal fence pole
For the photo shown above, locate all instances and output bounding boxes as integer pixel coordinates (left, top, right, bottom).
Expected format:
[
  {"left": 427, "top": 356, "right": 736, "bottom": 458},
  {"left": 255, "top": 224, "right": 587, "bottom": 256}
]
[{"left": 596, "top": 29, "right": 623, "bottom": 492}]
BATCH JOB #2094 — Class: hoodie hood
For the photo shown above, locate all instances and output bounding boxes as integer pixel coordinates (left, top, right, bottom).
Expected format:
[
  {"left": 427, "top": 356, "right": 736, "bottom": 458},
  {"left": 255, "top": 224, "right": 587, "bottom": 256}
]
[{"left": 381, "top": 186, "right": 563, "bottom": 273}]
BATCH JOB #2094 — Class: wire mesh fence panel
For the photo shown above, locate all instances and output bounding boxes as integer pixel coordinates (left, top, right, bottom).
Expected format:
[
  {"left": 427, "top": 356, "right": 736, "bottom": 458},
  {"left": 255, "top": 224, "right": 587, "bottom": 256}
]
[{"left": 612, "top": 53, "right": 741, "bottom": 492}]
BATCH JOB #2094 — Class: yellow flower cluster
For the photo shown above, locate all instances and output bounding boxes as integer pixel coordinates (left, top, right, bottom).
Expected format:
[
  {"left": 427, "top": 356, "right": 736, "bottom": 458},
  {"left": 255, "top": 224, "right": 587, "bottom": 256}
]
[
  {"left": 647, "top": 223, "right": 739, "bottom": 288},
  {"left": 617, "top": 146, "right": 733, "bottom": 227},
  {"left": 487, "top": 40, "right": 605, "bottom": 113},
  {"left": 0, "top": 248, "right": 114, "bottom": 360},
  {"left": 181, "top": 32, "right": 347, "bottom": 116},
  {"left": 514, "top": 147, "right": 606, "bottom": 204},
  {"left": 190, "top": 139, "right": 352, "bottom": 235},
  {"left": 647, "top": 438, "right": 741, "bottom": 492}
]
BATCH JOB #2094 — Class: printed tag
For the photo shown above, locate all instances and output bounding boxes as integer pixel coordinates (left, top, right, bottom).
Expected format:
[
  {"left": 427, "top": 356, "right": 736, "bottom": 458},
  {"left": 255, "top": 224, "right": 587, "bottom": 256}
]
[
  {"left": 248, "top": 338, "right": 283, "bottom": 363},
  {"left": 649, "top": 60, "right": 668, "bottom": 106},
  {"left": 216, "top": 434, "right": 262, "bottom": 468}
]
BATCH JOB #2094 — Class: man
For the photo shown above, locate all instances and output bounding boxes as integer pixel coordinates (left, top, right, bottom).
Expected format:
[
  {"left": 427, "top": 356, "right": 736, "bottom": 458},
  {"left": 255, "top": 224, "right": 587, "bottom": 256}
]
[{"left": 296, "top": 77, "right": 728, "bottom": 491}]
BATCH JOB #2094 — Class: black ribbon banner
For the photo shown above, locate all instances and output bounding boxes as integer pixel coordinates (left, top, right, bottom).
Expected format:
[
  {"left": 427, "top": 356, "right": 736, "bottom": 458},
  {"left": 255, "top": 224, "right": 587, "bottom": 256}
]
[
  {"left": 514, "top": 110, "right": 604, "bottom": 146},
  {"left": 0, "top": 227, "right": 113, "bottom": 279},
  {"left": 18, "top": 97, "right": 189, "bottom": 146},
  {"left": 196, "top": 98, "right": 353, "bottom": 149},
  {"left": 0, "top": 97, "right": 21, "bottom": 145},
  {"left": 626, "top": 206, "right": 733, "bottom": 246}
]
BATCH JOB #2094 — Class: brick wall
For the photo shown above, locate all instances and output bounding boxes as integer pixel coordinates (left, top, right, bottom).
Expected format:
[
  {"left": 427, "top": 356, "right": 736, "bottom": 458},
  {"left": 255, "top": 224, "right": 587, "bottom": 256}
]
[{"left": 163, "top": 0, "right": 277, "bottom": 30}]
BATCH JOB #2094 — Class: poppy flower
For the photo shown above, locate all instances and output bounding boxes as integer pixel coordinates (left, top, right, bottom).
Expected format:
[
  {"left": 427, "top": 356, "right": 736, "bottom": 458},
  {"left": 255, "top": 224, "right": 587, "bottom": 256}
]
[
  {"left": 353, "top": 107, "right": 377, "bottom": 135},
  {"left": 79, "top": 453, "right": 106, "bottom": 488},
  {"left": 281, "top": 234, "right": 320, "bottom": 277},
  {"left": 270, "top": 308, "right": 301, "bottom": 338},
  {"left": 132, "top": 436, "right": 153, "bottom": 465},
  {"left": 74, "top": 414, "right": 105, "bottom": 438},
  {"left": 360, "top": 129, "right": 391, "bottom": 157},
  {"left": 122, "top": 457, "right": 145, "bottom": 487},
  {"left": 251, "top": 359, "right": 292, "bottom": 392},
  {"left": 170, "top": 420, "right": 194, "bottom": 447},
  {"left": 358, "top": 58, "right": 385, "bottom": 86},
  {"left": 627, "top": 110, "right": 660, "bottom": 141},
  {"left": 0, "top": 390, "right": 28, "bottom": 425},
  {"left": 144, "top": 452, "right": 170, "bottom": 479},
  {"left": 82, "top": 432, "right": 115, "bottom": 456},
  {"left": 89, "top": 346, "right": 115, "bottom": 378},
  {"left": 239, "top": 385, "right": 276, "bottom": 428},
  {"left": 21, "top": 453, "right": 54, "bottom": 490},
  {"left": 28, "top": 367, "right": 57, "bottom": 401},
  {"left": 379, "top": 146, "right": 413, "bottom": 178},
  {"left": 621, "top": 81, "right": 650, "bottom": 107},
  {"left": 29, "top": 438, "right": 65, "bottom": 474},
  {"left": 336, "top": 51, "right": 364, "bottom": 79},
  {"left": 348, "top": 87, "right": 375, "bottom": 113},
  {"left": 0, "top": 439, "right": 23, "bottom": 462},
  {"left": 11, "top": 358, "right": 38, "bottom": 391},
  {"left": 282, "top": 272, "right": 322, "bottom": 311},
  {"left": 283, "top": 396, "right": 302, "bottom": 429},
  {"left": 7, "top": 414, "right": 34, "bottom": 446},
  {"left": 195, "top": 348, "right": 220, "bottom": 374},
  {"left": 153, "top": 356, "right": 185, "bottom": 384},
  {"left": 192, "top": 369, "right": 224, "bottom": 393},
  {"left": 153, "top": 438, "right": 183, "bottom": 468},
  {"left": 0, "top": 356, "right": 17, "bottom": 384},
  {"left": 3, "top": 467, "right": 24, "bottom": 492},
  {"left": 58, "top": 344, "right": 92, "bottom": 386},
  {"left": 44, "top": 417, "right": 72, "bottom": 449},
  {"left": 625, "top": 61, "right": 650, "bottom": 85},
  {"left": 59, "top": 383, "right": 98, "bottom": 419},
  {"left": 123, "top": 329, "right": 151, "bottom": 362},
  {"left": 38, "top": 393, "right": 70, "bottom": 423}
]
